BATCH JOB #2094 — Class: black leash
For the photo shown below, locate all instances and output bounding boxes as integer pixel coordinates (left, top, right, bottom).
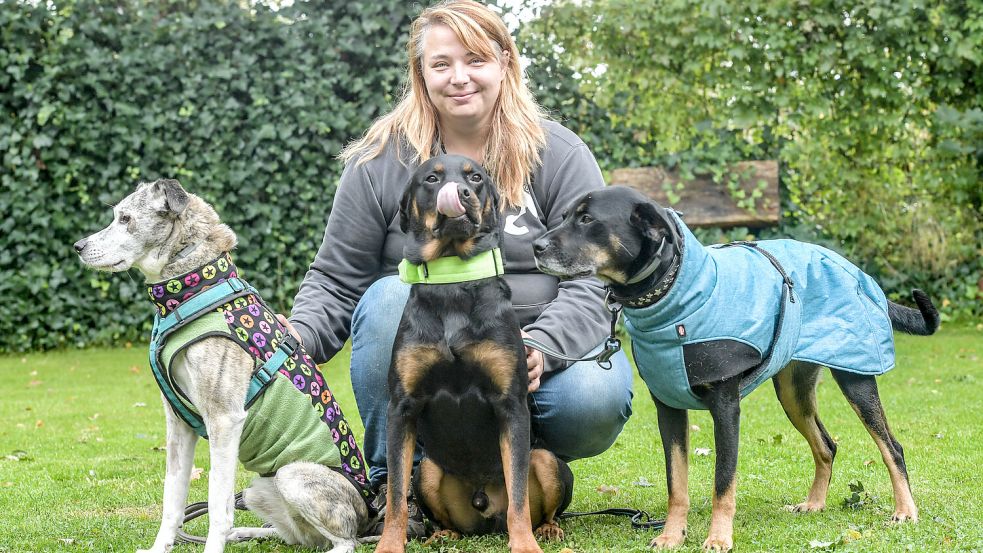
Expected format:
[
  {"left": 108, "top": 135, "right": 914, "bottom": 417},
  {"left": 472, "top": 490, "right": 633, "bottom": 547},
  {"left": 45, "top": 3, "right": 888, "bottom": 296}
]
[
  {"left": 175, "top": 492, "right": 257, "bottom": 544},
  {"left": 559, "top": 508, "right": 665, "bottom": 531},
  {"left": 522, "top": 290, "right": 623, "bottom": 369}
]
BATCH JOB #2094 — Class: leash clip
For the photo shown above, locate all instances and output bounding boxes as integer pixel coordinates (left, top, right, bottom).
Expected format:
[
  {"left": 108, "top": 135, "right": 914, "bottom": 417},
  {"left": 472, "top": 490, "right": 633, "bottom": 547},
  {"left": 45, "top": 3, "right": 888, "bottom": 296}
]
[{"left": 596, "top": 337, "right": 622, "bottom": 370}]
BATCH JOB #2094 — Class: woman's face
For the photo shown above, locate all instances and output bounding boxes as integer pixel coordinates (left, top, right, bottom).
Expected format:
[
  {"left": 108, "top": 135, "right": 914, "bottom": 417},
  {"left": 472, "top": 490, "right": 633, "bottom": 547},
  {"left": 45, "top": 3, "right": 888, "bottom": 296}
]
[{"left": 421, "top": 24, "right": 507, "bottom": 129}]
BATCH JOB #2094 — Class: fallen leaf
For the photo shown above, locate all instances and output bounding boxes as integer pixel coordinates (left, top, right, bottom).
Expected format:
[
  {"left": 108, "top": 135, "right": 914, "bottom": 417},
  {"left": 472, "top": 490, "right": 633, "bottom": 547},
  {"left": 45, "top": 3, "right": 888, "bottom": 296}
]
[
  {"left": 691, "top": 425, "right": 701, "bottom": 432},
  {"left": 58, "top": 539, "right": 75, "bottom": 545},
  {"left": 125, "top": 341, "right": 133, "bottom": 349},
  {"left": 130, "top": 365, "right": 141, "bottom": 374},
  {"left": 28, "top": 380, "right": 43, "bottom": 387},
  {"left": 596, "top": 484, "right": 618, "bottom": 495},
  {"left": 694, "top": 447, "right": 711, "bottom": 456},
  {"left": 133, "top": 402, "right": 147, "bottom": 408},
  {"left": 1, "top": 482, "right": 12, "bottom": 487},
  {"left": 934, "top": 379, "right": 942, "bottom": 384},
  {"left": 35, "top": 420, "right": 44, "bottom": 428},
  {"left": 559, "top": 548, "right": 575, "bottom": 553},
  {"left": 843, "top": 528, "right": 862, "bottom": 542},
  {"left": 190, "top": 466, "right": 204, "bottom": 480},
  {"left": 934, "top": 432, "right": 944, "bottom": 439},
  {"left": 88, "top": 413, "right": 100, "bottom": 421},
  {"left": 633, "top": 476, "right": 656, "bottom": 487},
  {"left": 809, "top": 539, "right": 834, "bottom": 548},
  {"left": 863, "top": 460, "right": 876, "bottom": 467}
]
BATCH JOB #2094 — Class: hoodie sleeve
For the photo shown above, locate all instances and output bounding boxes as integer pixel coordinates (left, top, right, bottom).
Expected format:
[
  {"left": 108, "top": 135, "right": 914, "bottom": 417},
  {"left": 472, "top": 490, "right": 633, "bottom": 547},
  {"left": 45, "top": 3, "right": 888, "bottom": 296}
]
[
  {"left": 522, "top": 140, "right": 612, "bottom": 373},
  {"left": 288, "top": 161, "right": 388, "bottom": 364}
]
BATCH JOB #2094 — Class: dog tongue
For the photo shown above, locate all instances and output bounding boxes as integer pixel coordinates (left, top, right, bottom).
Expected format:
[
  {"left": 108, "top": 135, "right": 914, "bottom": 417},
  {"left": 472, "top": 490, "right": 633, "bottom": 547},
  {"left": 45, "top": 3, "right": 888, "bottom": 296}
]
[{"left": 436, "top": 182, "right": 466, "bottom": 218}]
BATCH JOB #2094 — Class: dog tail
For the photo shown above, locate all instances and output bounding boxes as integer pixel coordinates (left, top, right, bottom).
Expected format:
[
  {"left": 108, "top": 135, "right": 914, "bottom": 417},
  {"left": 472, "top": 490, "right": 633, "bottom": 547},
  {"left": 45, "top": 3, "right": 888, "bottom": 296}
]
[{"left": 888, "top": 289, "right": 940, "bottom": 336}]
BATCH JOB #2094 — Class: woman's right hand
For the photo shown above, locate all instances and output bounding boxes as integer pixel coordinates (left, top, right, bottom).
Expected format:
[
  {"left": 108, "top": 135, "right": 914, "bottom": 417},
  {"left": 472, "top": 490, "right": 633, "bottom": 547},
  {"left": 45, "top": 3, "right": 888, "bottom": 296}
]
[{"left": 276, "top": 314, "right": 303, "bottom": 345}]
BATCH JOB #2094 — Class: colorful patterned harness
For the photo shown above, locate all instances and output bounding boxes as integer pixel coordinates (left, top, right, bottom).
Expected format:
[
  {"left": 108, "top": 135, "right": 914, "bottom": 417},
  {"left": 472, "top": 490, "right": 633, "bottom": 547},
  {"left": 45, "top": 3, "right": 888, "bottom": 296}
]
[{"left": 146, "top": 253, "right": 373, "bottom": 508}]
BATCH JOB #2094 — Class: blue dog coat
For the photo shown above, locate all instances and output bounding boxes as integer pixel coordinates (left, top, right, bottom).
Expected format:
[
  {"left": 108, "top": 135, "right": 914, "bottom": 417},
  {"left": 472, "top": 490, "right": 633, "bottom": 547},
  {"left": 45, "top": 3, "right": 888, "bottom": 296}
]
[{"left": 625, "top": 212, "right": 896, "bottom": 410}]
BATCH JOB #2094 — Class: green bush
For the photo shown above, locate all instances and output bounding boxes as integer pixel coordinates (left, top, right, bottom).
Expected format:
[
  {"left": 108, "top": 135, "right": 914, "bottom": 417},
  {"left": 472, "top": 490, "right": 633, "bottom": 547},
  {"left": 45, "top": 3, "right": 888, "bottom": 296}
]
[
  {"left": 521, "top": 0, "right": 982, "bottom": 321},
  {"left": 0, "top": 0, "right": 418, "bottom": 351}
]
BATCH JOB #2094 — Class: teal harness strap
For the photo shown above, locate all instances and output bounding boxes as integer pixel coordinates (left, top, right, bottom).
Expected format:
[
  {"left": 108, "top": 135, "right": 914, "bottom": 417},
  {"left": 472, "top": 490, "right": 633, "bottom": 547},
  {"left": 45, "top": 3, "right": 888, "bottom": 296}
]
[
  {"left": 398, "top": 248, "right": 504, "bottom": 284},
  {"left": 244, "top": 335, "right": 300, "bottom": 409}
]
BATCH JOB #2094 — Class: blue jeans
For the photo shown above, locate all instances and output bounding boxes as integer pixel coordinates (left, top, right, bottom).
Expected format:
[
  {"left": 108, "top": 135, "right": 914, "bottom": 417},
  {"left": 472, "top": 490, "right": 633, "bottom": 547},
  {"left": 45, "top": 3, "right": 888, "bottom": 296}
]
[{"left": 350, "top": 275, "right": 634, "bottom": 486}]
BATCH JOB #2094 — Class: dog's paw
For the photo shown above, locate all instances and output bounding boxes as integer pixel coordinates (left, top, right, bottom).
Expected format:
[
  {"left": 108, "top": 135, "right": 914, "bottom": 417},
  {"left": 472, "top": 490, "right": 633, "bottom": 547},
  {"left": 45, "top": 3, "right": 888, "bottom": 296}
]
[
  {"left": 891, "top": 508, "right": 919, "bottom": 523},
  {"left": 701, "top": 533, "right": 733, "bottom": 551},
  {"left": 785, "top": 500, "right": 825, "bottom": 513},
  {"left": 534, "top": 521, "right": 564, "bottom": 541},
  {"left": 649, "top": 531, "right": 685, "bottom": 549},
  {"left": 423, "top": 529, "right": 461, "bottom": 545}
]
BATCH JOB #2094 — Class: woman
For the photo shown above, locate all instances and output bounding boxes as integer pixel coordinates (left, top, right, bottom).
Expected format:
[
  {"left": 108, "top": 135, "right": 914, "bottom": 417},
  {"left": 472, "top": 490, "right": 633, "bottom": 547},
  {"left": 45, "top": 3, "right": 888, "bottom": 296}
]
[{"left": 282, "top": 0, "right": 633, "bottom": 534}]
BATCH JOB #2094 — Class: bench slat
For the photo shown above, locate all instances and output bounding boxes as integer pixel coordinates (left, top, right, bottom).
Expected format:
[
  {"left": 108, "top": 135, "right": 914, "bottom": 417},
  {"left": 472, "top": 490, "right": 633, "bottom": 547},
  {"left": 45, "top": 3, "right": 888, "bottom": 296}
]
[{"left": 609, "top": 160, "right": 780, "bottom": 228}]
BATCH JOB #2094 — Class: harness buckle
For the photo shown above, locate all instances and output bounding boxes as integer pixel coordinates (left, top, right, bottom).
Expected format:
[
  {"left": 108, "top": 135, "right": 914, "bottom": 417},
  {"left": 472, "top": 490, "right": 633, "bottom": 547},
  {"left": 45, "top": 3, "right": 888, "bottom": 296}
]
[{"left": 279, "top": 334, "right": 300, "bottom": 357}]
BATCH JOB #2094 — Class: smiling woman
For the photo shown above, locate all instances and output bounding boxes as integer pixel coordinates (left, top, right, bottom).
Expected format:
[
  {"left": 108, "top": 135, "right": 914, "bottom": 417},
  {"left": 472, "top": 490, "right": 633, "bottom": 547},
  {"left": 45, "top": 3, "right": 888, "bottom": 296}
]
[{"left": 282, "top": 0, "right": 635, "bottom": 542}]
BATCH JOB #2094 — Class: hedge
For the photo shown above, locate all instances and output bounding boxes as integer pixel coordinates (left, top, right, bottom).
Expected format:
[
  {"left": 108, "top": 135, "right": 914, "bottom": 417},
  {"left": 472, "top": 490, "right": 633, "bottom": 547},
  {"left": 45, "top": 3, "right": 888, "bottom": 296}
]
[{"left": 0, "top": 0, "right": 418, "bottom": 351}]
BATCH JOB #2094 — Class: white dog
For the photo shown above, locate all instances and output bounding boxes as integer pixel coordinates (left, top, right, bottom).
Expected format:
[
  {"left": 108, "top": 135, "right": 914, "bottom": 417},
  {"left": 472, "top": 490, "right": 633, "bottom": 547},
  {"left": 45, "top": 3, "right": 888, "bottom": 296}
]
[{"left": 75, "top": 179, "right": 373, "bottom": 553}]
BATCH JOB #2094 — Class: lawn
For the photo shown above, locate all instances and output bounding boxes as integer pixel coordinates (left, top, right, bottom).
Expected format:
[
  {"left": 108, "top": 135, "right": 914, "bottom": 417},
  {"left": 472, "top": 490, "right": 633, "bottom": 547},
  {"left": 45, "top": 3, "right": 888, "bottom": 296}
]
[{"left": 0, "top": 327, "right": 980, "bottom": 552}]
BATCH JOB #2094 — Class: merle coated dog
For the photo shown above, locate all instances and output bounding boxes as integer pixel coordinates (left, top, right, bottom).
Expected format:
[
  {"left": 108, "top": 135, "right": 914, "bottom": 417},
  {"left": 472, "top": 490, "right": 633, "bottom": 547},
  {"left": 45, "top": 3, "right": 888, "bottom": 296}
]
[
  {"left": 375, "top": 155, "right": 573, "bottom": 553},
  {"left": 533, "top": 185, "right": 938, "bottom": 551}
]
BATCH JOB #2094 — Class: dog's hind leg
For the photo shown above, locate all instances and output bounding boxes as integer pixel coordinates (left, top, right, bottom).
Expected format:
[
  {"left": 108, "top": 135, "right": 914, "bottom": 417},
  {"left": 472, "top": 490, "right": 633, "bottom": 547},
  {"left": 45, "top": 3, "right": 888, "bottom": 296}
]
[
  {"left": 528, "top": 449, "right": 571, "bottom": 542},
  {"left": 274, "top": 462, "right": 366, "bottom": 553},
  {"left": 773, "top": 362, "right": 837, "bottom": 513},
  {"left": 241, "top": 476, "right": 303, "bottom": 544},
  {"left": 831, "top": 370, "right": 918, "bottom": 522},
  {"left": 138, "top": 399, "right": 199, "bottom": 553},
  {"left": 650, "top": 395, "right": 690, "bottom": 549},
  {"left": 413, "top": 457, "right": 484, "bottom": 538}
]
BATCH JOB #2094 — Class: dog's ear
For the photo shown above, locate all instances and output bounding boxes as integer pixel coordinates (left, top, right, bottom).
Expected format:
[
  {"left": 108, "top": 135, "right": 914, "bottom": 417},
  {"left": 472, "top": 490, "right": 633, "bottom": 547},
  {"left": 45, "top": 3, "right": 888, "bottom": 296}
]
[
  {"left": 398, "top": 180, "right": 414, "bottom": 234},
  {"left": 154, "top": 179, "right": 190, "bottom": 216},
  {"left": 630, "top": 201, "right": 670, "bottom": 243}
]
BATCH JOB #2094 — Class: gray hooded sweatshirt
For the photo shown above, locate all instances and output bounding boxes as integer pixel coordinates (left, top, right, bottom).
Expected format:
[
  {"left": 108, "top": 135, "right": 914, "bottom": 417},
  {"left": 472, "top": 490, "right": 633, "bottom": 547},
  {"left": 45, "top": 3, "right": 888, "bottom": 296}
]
[{"left": 290, "top": 120, "right": 610, "bottom": 373}]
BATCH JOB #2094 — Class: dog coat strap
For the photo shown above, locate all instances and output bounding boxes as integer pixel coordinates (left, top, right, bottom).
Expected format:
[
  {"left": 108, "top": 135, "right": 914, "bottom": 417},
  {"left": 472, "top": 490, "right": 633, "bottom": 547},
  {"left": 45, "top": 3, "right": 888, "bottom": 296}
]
[{"left": 398, "top": 248, "right": 504, "bottom": 284}]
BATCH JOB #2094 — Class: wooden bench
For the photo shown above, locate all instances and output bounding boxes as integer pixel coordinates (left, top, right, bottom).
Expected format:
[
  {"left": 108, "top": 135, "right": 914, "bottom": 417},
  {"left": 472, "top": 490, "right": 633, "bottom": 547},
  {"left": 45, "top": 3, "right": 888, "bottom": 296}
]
[{"left": 608, "top": 160, "right": 780, "bottom": 228}]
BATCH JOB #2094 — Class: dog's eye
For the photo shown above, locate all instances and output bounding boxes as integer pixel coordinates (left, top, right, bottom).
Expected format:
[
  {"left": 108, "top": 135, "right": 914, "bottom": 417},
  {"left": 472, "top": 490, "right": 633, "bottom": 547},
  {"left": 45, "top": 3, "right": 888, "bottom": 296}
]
[
  {"left": 468, "top": 173, "right": 482, "bottom": 184},
  {"left": 579, "top": 214, "right": 594, "bottom": 225},
  {"left": 426, "top": 175, "right": 439, "bottom": 184},
  {"left": 118, "top": 214, "right": 131, "bottom": 225}
]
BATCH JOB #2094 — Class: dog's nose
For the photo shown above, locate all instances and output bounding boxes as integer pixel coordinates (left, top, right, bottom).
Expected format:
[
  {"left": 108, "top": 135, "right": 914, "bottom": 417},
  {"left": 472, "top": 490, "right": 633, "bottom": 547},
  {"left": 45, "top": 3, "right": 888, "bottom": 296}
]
[
  {"left": 73, "top": 239, "right": 87, "bottom": 254},
  {"left": 532, "top": 237, "right": 548, "bottom": 255}
]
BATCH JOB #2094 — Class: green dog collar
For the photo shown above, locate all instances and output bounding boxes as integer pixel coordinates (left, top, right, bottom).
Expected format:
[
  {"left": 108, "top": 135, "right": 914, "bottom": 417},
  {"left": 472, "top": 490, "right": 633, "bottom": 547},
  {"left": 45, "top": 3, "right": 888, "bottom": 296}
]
[{"left": 398, "top": 248, "right": 504, "bottom": 284}]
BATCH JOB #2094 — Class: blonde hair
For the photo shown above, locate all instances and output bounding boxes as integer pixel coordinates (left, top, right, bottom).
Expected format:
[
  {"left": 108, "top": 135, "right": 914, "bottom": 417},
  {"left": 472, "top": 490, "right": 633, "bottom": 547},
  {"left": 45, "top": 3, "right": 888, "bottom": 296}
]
[{"left": 339, "top": 0, "right": 547, "bottom": 208}]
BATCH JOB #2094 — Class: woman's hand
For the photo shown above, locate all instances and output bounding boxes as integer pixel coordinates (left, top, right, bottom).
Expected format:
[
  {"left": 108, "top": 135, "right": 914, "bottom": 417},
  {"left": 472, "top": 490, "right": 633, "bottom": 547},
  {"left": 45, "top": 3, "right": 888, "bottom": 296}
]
[
  {"left": 276, "top": 314, "right": 303, "bottom": 345},
  {"left": 520, "top": 330, "right": 544, "bottom": 393}
]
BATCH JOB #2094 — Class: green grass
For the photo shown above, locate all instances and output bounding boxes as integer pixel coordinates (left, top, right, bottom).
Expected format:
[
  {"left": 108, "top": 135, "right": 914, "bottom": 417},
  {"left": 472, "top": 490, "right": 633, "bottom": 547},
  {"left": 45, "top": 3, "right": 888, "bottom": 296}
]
[{"left": 1, "top": 327, "right": 980, "bottom": 552}]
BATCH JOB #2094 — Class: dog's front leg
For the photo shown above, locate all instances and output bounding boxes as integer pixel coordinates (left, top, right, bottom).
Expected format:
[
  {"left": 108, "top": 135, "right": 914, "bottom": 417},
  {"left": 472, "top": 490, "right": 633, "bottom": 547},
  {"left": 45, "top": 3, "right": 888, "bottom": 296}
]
[
  {"left": 202, "top": 411, "right": 246, "bottom": 553},
  {"left": 498, "top": 399, "right": 541, "bottom": 553},
  {"left": 650, "top": 395, "right": 689, "bottom": 550},
  {"left": 702, "top": 377, "right": 742, "bottom": 552},
  {"left": 139, "top": 399, "right": 198, "bottom": 553},
  {"left": 376, "top": 398, "right": 419, "bottom": 553}
]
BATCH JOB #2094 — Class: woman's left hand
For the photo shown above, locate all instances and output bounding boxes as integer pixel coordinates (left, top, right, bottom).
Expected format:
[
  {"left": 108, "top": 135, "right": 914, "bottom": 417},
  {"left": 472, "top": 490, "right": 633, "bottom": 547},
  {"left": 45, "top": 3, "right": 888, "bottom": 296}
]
[{"left": 520, "top": 330, "right": 545, "bottom": 393}]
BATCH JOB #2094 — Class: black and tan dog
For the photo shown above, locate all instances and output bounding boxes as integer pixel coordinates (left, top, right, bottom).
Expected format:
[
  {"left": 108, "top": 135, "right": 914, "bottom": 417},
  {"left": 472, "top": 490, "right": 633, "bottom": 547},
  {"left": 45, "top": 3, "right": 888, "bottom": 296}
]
[
  {"left": 533, "top": 185, "right": 938, "bottom": 551},
  {"left": 375, "top": 154, "right": 573, "bottom": 553}
]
